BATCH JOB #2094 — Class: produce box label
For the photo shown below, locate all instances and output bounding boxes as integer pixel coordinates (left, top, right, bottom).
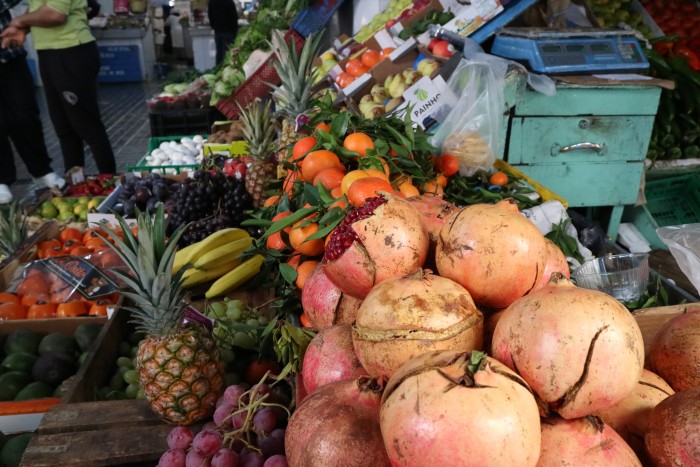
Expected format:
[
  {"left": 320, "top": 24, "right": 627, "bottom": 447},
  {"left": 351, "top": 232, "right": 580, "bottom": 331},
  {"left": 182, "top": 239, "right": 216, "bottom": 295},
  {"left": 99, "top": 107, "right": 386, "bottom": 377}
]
[
  {"left": 39, "top": 256, "right": 119, "bottom": 300},
  {"left": 440, "top": 0, "right": 503, "bottom": 37},
  {"left": 399, "top": 75, "right": 449, "bottom": 128}
]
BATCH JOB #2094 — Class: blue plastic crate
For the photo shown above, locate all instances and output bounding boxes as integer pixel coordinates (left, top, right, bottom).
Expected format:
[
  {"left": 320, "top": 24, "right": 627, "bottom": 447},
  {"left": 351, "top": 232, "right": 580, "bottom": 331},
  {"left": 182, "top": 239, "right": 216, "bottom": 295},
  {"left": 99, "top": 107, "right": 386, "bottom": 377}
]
[{"left": 291, "top": 0, "right": 345, "bottom": 38}]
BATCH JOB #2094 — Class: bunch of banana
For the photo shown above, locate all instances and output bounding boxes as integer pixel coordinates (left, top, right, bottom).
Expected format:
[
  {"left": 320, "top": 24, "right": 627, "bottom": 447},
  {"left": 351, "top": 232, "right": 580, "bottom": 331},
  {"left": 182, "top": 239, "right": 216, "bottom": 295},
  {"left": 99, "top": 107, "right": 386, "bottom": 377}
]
[{"left": 173, "top": 228, "right": 253, "bottom": 287}]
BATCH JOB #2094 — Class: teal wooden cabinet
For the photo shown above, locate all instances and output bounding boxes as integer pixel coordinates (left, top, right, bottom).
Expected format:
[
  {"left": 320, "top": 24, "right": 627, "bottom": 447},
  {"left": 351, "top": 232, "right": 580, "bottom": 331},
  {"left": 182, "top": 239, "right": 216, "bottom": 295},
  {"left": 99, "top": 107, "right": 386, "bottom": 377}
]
[{"left": 503, "top": 83, "right": 661, "bottom": 239}]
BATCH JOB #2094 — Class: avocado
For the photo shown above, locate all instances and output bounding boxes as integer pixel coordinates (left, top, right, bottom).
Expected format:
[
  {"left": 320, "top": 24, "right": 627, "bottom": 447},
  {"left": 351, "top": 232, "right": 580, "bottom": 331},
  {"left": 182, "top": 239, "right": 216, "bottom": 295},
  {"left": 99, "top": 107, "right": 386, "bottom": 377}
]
[
  {"left": 0, "top": 433, "right": 34, "bottom": 467},
  {"left": 38, "top": 333, "right": 76, "bottom": 357},
  {"left": 4, "top": 330, "right": 42, "bottom": 355},
  {"left": 0, "top": 371, "right": 32, "bottom": 401},
  {"left": 32, "top": 353, "right": 77, "bottom": 386},
  {"left": 14, "top": 381, "right": 55, "bottom": 401},
  {"left": 1, "top": 352, "right": 38, "bottom": 373},
  {"left": 73, "top": 323, "right": 102, "bottom": 352}
]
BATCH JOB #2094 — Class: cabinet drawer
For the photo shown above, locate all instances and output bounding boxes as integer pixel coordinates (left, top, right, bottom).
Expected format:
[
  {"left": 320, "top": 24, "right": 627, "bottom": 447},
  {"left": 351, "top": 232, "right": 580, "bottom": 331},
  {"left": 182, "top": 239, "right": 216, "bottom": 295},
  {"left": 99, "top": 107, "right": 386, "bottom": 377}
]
[
  {"left": 508, "top": 116, "right": 654, "bottom": 165},
  {"left": 512, "top": 162, "right": 644, "bottom": 207},
  {"left": 515, "top": 86, "right": 661, "bottom": 116}
]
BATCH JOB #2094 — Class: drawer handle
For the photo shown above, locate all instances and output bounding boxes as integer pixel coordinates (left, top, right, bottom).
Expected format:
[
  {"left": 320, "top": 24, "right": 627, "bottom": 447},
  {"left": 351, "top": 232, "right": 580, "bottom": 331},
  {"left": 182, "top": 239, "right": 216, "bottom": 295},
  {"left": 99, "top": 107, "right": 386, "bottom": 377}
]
[{"left": 551, "top": 142, "right": 607, "bottom": 156}]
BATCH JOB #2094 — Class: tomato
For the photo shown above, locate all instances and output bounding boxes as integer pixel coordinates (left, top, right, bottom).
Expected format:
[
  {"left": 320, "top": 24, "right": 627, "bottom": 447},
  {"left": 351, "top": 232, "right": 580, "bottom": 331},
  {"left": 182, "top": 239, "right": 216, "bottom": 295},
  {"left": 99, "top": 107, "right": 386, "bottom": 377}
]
[{"left": 244, "top": 359, "right": 282, "bottom": 385}]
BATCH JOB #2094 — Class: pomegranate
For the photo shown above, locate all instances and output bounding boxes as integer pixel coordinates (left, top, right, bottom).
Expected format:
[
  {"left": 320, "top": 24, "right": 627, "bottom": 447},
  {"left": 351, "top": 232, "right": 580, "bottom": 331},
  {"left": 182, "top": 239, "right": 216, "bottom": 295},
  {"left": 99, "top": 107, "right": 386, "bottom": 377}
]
[
  {"left": 323, "top": 193, "right": 429, "bottom": 299},
  {"left": 352, "top": 269, "right": 483, "bottom": 380},
  {"left": 381, "top": 350, "right": 541, "bottom": 466},
  {"left": 301, "top": 324, "right": 367, "bottom": 393},
  {"left": 648, "top": 307, "right": 700, "bottom": 391},
  {"left": 645, "top": 386, "right": 700, "bottom": 466},
  {"left": 596, "top": 369, "right": 673, "bottom": 451},
  {"left": 436, "top": 199, "right": 549, "bottom": 308},
  {"left": 300, "top": 263, "right": 362, "bottom": 330},
  {"left": 491, "top": 274, "right": 644, "bottom": 419},
  {"left": 483, "top": 309, "right": 505, "bottom": 351},
  {"left": 285, "top": 376, "right": 390, "bottom": 467},
  {"left": 538, "top": 416, "right": 641, "bottom": 466},
  {"left": 533, "top": 239, "right": 570, "bottom": 291},
  {"left": 406, "top": 195, "right": 458, "bottom": 249}
]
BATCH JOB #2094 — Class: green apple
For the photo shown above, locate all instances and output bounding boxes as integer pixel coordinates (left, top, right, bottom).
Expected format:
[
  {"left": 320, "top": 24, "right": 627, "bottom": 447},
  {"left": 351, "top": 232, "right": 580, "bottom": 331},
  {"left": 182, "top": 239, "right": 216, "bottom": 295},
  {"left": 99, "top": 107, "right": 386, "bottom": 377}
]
[
  {"left": 77, "top": 196, "right": 90, "bottom": 205},
  {"left": 79, "top": 210, "right": 88, "bottom": 222},
  {"left": 58, "top": 211, "right": 75, "bottom": 221},
  {"left": 40, "top": 203, "right": 58, "bottom": 219},
  {"left": 73, "top": 204, "right": 88, "bottom": 216},
  {"left": 87, "top": 198, "right": 101, "bottom": 210}
]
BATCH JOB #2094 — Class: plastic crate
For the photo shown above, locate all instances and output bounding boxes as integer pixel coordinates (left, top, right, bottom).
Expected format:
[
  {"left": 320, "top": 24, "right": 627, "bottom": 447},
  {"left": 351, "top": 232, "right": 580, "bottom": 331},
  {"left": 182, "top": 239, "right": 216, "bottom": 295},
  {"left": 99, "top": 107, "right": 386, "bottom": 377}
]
[
  {"left": 291, "top": 0, "right": 345, "bottom": 38},
  {"left": 126, "top": 135, "right": 209, "bottom": 174},
  {"left": 149, "top": 107, "right": 224, "bottom": 137},
  {"left": 216, "top": 30, "right": 304, "bottom": 120},
  {"left": 625, "top": 173, "right": 700, "bottom": 249}
]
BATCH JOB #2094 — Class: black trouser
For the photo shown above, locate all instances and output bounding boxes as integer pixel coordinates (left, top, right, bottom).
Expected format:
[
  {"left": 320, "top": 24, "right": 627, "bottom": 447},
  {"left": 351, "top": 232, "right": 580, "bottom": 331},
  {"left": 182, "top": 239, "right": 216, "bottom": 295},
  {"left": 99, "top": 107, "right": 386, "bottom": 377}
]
[
  {"left": 214, "top": 31, "right": 237, "bottom": 64},
  {"left": 0, "top": 54, "right": 54, "bottom": 185},
  {"left": 38, "top": 41, "right": 116, "bottom": 174}
]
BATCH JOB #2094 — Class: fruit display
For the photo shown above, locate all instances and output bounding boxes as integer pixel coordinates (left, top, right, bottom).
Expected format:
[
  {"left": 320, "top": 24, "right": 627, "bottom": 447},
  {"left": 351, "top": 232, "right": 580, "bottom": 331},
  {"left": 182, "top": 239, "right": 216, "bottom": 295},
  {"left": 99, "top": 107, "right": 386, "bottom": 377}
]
[
  {"left": 63, "top": 174, "right": 117, "bottom": 197},
  {"left": 587, "top": 0, "right": 648, "bottom": 31},
  {"left": 0, "top": 202, "right": 28, "bottom": 263},
  {"left": 353, "top": 0, "right": 421, "bottom": 42},
  {"left": 142, "top": 136, "right": 206, "bottom": 168},
  {"left": 0, "top": 324, "right": 102, "bottom": 401},
  {"left": 642, "top": 0, "right": 700, "bottom": 56},
  {"left": 35, "top": 195, "right": 105, "bottom": 222},
  {"left": 396, "top": 8, "right": 455, "bottom": 41},
  {"left": 206, "top": 121, "right": 245, "bottom": 144}
]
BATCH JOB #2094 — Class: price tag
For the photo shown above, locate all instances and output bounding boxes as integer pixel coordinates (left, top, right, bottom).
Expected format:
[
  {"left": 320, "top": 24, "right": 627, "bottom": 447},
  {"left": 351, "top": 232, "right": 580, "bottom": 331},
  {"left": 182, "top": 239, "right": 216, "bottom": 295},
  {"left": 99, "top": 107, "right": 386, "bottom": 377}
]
[{"left": 401, "top": 76, "right": 449, "bottom": 128}]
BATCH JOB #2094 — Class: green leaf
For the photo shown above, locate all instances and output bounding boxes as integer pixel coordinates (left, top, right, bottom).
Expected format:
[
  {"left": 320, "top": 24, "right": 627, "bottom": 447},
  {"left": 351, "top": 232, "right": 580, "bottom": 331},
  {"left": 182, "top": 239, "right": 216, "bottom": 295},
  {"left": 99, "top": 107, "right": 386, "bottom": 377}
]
[
  {"left": 659, "top": 281, "right": 669, "bottom": 305},
  {"left": 330, "top": 111, "right": 350, "bottom": 137},
  {"left": 306, "top": 216, "right": 343, "bottom": 241},
  {"left": 302, "top": 183, "right": 322, "bottom": 206},
  {"left": 279, "top": 262, "right": 298, "bottom": 285},
  {"left": 259, "top": 206, "right": 316, "bottom": 240},
  {"left": 467, "top": 350, "right": 487, "bottom": 375},
  {"left": 316, "top": 181, "right": 334, "bottom": 204}
]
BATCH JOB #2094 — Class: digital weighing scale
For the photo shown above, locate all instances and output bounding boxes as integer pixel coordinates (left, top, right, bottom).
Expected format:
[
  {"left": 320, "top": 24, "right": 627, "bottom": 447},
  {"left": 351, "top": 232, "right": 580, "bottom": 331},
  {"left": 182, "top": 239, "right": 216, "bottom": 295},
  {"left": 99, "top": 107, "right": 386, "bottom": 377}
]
[{"left": 491, "top": 28, "right": 649, "bottom": 74}]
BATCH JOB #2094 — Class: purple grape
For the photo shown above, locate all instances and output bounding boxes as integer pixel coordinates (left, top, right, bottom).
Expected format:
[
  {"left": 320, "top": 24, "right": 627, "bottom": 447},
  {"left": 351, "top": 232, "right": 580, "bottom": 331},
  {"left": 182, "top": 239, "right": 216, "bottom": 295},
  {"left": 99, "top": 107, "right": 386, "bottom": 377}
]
[
  {"left": 253, "top": 408, "right": 277, "bottom": 435},
  {"left": 211, "top": 448, "right": 238, "bottom": 467},
  {"left": 232, "top": 411, "right": 247, "bottom": 430},
  {"left": 213, "top": 402, "right": 235, "bottom": 428},
  {"left": 259, "top": 433, "right": 284, "bottom": 458},
  {"left": 158, "top": 448, "right": 186, "bottom": 467},
  {"left": 201, "top": 422, "right": 218, "bottom": 433},
  {"left": 215, "top": 397, "right": 227, "bottom": 408},
  {"left": 185, "top": 449, "right": 210, "bottom": 467},
  {"left": 167, "top": 427, "right": 195, "bottom": 450},
  {"left": 223, "top": 384, "right": 248, "bottom": 405},
  {"left": 239, "top": 452, "right": 264, "bottom": 467},
  {"left": 269, "top": 429, "right": 285, "bottom": 439},
  {"left": 269, "top": 406, "right": 288, "bottom": 426},
  {"left": 252, "top": 383, "right": 271, "bottom": 398},
  {"left": 263, "top": 455, "right": 288, "bottom": 467},
  {"left": 230, "top": 438, "right": 246, "bottom": 453},
  {"left": 192, "top": 430, "right": 223, "bottom": 457}
]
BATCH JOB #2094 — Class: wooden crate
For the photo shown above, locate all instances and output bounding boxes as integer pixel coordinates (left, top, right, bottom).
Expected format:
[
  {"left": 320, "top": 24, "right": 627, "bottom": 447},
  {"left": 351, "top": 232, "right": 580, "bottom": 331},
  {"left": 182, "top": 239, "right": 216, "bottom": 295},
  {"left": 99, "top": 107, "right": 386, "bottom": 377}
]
[{"left": 21, "top": 400, "right": 171, "bottom": 467}]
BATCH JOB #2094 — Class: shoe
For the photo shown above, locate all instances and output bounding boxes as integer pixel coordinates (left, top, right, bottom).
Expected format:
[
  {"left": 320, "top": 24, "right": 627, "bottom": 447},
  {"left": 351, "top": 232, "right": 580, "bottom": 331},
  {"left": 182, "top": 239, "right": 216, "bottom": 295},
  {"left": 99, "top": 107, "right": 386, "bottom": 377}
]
[
  {"left": 37, "top": 172, "right": 66, "bottom": 190},
  {"left": 0, "top": 185, "right": 13, "bottom": 204}
]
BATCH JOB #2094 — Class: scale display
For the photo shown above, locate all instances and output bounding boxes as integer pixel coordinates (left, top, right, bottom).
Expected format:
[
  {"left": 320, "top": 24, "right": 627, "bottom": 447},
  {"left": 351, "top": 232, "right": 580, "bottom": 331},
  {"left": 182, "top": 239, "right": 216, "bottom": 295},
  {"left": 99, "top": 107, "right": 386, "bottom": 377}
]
[{"left": 491, "top": 28, "right": 649, "bottom": 74}]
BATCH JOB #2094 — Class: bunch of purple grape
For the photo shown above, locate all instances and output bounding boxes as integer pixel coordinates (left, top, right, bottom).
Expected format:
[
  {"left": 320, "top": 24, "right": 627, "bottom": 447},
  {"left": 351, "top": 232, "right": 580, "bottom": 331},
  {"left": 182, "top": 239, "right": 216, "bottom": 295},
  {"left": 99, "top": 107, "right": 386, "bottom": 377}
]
[{"left": 158, "top": 376, "right": 292, "bottom": 467}]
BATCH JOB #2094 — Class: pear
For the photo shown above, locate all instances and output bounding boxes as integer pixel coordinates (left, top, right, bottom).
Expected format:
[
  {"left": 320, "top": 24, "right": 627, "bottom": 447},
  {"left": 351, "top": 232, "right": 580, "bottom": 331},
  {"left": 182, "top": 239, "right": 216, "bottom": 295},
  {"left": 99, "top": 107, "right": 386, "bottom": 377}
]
[
  {"left": 403, "top": 69, "right": 423, "bottom": 86},
  {"left": 384, "top": 74, "right": 397, "bottom": 89},
  {"left": 362, "top": 102, "right": 386, "bottom": 120},
  {"left": 417, "top": 59, "right": 440, "bottom": 77},
  {"left": 371, "top": 86, "right": 390, "bottom": 104},
  {"left": 385, "top": 97, "right": 404, "bottom": 113},
  {"left": 320, "top": 51, "right": 336, "bottom": 61},
  {"left": 389, "top": 74, "right": 407, "bottom": 98}
]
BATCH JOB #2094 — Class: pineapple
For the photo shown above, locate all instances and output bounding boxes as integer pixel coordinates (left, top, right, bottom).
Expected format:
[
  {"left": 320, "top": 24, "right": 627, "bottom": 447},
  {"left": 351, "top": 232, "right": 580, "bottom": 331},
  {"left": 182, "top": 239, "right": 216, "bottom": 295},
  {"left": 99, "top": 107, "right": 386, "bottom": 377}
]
[
  {"left": 269, "top": 29, "right": 325, "bottom": 163},
  {"left": 0, "top": 202, "right": 28, "bottom": 259},
  {"left": 101, "top": 205, "right": 224, "bottom": 426},
  {"left": 238, "top": 99, "right": 277, "bottom": 207}
]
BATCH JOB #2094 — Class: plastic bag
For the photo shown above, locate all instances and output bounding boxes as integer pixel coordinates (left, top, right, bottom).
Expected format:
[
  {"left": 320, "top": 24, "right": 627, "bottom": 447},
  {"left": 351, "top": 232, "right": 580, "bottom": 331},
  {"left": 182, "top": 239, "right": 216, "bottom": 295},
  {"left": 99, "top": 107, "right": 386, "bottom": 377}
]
[
  {"left": 430, "top": 57, "right": 507, "bottom": 176},
  {"left": 657, "top": 223, "right": 700, "bottom": 295}
]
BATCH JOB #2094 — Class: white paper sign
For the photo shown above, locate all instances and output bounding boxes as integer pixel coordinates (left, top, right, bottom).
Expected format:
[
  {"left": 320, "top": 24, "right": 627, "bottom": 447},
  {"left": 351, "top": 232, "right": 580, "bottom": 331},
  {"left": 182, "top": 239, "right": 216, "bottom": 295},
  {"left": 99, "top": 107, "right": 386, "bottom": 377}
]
[{"left": 441, "top": 0, "right": 503, "bottom": 37}]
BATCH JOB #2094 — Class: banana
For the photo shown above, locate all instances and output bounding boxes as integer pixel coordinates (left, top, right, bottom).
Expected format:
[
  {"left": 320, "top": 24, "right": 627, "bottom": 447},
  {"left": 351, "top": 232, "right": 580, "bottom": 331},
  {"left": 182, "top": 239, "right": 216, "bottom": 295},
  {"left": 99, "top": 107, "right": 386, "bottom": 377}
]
[
  {"left": 181, "top": 260, "right": 241, "bottom": 288},
  {"left": 193, "top": 236, "right": 254, "bottom": 270},
  {"left": 205, "top": 254, "right": 264, "bottom": 299},
  {"left": 173, "top": 241, "right": 200, "bottom": 273},
  {"left": 183, "top": 228, "right": 249, "bottom": 265}
]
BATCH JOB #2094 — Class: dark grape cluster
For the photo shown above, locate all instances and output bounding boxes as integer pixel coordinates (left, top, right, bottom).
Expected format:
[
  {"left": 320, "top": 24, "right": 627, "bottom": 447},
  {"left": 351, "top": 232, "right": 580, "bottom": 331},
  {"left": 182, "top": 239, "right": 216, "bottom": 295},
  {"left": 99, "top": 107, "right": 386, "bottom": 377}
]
[
  {"left": 168, "top": 170, "right": 254, "bottom": 246},
  {"left": 158, "top": 379, "right": 292, "bottom": 467},
  {"left": 113, "top": 173, "right": 177, "bottom": 217}
]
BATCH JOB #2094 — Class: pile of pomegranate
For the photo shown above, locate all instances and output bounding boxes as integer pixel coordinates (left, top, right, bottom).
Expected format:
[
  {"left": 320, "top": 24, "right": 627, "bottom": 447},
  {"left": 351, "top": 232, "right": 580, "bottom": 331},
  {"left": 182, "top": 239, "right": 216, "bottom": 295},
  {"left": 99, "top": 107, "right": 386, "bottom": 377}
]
[{"left": 293, "top": 193, "right": 700, "bottom": 466}]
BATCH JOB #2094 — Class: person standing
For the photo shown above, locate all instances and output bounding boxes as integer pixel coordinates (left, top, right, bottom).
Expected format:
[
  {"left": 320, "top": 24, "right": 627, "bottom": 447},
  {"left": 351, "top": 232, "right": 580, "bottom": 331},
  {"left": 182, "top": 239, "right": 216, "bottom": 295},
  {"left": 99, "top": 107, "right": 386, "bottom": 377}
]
[
  {"left": 1, "top": 0, "right": 117, "bottom": 175},
  {"left": 208, "top": 0, "right": 238, "bottom": 64},
  {"left": 0, "top": 0, "right": 65, "bottom": 204}
]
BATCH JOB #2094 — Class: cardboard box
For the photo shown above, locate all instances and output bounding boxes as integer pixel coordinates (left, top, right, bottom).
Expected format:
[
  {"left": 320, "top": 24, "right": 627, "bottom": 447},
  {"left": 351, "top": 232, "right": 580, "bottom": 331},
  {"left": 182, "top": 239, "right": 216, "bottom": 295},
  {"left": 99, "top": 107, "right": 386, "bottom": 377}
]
[
  {"left": 202, "top": 141, "right": 249, "bottom": 157},
  {"left": 440, "top": 0, "right": 503, "bottom": 37}
]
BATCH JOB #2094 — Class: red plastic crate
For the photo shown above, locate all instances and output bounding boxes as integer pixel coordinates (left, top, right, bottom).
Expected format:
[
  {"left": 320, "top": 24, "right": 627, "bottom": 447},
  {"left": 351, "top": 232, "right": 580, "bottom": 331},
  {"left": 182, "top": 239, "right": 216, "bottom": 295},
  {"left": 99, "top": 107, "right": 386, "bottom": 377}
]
[{"left": 216, "top": 29, "right": 305, "bottom": 120}]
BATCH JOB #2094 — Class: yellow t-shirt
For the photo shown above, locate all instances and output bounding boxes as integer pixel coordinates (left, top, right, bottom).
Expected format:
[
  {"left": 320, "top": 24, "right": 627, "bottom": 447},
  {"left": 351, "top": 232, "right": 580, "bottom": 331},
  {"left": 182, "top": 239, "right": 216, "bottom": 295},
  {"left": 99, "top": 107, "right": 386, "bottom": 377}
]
[{"left": 29, "top": 0, "right": 95, "bottom": 50}]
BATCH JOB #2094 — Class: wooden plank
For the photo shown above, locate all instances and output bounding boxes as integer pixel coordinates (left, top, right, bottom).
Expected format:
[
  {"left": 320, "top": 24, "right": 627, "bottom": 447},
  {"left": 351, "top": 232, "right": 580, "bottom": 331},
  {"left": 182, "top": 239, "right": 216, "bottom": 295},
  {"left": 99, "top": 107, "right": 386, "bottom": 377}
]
[
  {"left": 38, "top": 400, "right": 162, "bottom": 435},
  {"left": 21, "top": 424, "right": 170, "bottom": 467}
]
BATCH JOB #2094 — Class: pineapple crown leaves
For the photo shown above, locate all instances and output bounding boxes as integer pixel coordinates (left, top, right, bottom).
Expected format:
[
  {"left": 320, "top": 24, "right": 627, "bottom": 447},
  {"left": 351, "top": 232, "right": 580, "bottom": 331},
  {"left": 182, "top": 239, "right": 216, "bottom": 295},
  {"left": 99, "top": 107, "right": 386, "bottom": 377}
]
[
  {"left": 0, "top": 201, "right": 28, "bottom": 257},
  {"left": 236, "top": 99, "right": 277, "bottom": 161},
  {"left": 267, "top": 29, "right": 325, "bottom": 118},
  {"left": 97, "top": 204, "right": 189, "bottom": 336}
]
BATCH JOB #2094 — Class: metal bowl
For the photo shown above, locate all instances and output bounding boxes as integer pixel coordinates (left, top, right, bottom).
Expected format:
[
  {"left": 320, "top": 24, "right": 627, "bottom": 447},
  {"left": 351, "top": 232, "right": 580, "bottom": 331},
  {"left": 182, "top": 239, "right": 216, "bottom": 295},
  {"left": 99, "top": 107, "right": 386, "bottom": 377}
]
[{"left": 572, "top": 253, "right": 650, "bottom": 302}]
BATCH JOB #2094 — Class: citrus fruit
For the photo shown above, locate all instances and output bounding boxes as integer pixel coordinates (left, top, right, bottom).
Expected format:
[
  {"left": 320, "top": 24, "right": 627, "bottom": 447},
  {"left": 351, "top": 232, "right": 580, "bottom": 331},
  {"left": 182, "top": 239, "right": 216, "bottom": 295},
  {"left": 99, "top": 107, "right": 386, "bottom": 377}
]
[
  {"left": 347, "top": 177, "right": 393, "bottom": 208},
  {"left": 301, "top": 150, "right": 342, "bottom": 184},
  {"left": 343, "top": 132, "right": 374, "bottom": 157}
]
